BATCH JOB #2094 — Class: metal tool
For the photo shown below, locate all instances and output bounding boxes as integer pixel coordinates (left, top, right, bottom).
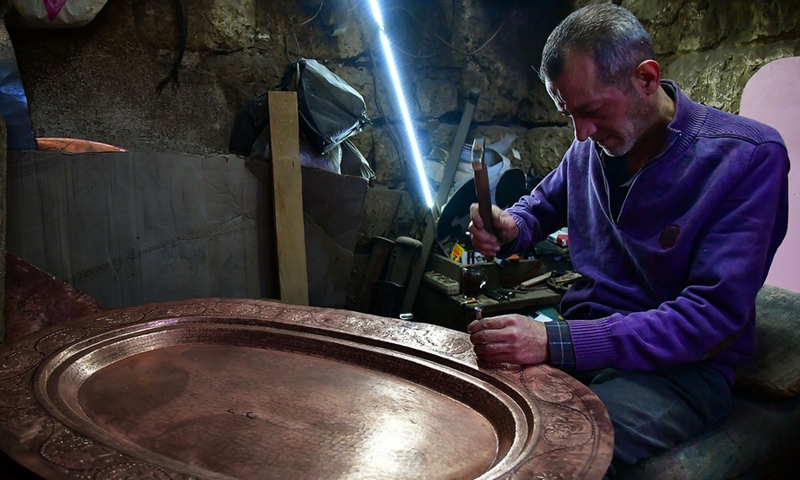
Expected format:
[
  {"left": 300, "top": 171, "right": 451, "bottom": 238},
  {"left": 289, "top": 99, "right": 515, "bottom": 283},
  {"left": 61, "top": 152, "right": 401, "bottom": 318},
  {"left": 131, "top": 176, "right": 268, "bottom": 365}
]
[
  {"left": 481, "top": 287, "right": 509, "bottom": 302},
  {"left": 471, "top": 137, "right": 496, "bottom": 237},
  {"left": 355, "top": 236, "right": 395, "bottom": 312},
  {"left": 387, "top": 236, "right": 423, "bottom": 287},
  {"left": 369, "top": 236, "right": 423, "bottom": 318},
  {"left": 371, "top": 280, "right": 405, "bottom": 317}
]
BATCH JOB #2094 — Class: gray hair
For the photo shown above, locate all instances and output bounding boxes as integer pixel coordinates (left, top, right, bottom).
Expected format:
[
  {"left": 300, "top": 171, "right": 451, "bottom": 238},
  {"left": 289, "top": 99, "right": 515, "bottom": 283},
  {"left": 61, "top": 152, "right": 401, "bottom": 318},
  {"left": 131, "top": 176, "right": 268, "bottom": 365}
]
[{"left": 539, "top": 4, "right": 654, "bottom": 87}]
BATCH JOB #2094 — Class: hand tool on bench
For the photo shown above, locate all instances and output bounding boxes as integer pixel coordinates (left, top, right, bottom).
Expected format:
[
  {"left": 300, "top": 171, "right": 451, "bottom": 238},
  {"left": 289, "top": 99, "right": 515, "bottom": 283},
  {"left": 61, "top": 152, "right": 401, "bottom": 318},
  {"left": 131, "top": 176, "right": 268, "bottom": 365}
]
[
  {"left": 371, "top": 236, "right": 423, "bottom": 317},
  {"left": 355, "top": 236, "right": 395, "bottom": 312},
  {"left": 387, "top": 236, "right": 423, "bottom": 288},
  {"left": 370, "top": 280, "right": 405, "bottom": 318},
  {"left": 471, "top": 137, "right": 496, "bottom": 259},
  {"left": 481, "top": 287, "right": 509, "bottom": 302}
]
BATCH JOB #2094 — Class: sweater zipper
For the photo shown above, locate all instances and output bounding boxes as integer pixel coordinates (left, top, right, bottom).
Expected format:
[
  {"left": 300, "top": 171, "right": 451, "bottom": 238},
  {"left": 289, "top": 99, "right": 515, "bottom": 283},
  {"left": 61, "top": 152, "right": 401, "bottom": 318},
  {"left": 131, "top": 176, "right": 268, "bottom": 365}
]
[
  {"left": 616, "top": 171, "right": 642, "bottom": 224},
  {"left": 599, "top": 160, "right": 614, "bottom": 221},
  {"left": 614, "top": 134, "right": 682, "bottom": 224}
]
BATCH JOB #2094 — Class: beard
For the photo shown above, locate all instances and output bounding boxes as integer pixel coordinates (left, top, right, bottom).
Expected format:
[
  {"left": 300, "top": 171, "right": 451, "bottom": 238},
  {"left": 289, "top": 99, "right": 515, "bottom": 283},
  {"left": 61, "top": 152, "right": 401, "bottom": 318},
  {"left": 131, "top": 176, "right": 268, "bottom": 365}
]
[{"left": 595, "top": 90, "right": 650, "bottom": 157}]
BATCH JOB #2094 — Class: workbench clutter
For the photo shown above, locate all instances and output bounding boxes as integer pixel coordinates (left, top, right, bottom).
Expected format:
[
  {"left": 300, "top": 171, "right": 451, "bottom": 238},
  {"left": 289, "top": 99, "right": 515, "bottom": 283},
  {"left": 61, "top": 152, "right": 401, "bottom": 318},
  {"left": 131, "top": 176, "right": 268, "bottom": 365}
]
[
  {"left": 461, "top": 265, "right": 487, "bottom": 298},
  {"left": 431, "top": 136, "right": 532, "bottom": 257},
  {"left": 352, "top": 235, "right": 425, "bottom": 319},
  {"left": 229, "top": 58, "right": 374, "bottom": 181},
  {"left": 7, "top": 60, "right": 377, "bottom": 311},
  {"left": 424, "top": 134, "right": 521, "bottom": 206},
  {"left": 396, "top": 132, "right": 575, "bottom": 329},
  {"left": 410, "top": 247, "right": 564, "bottom": 331},
  {"left": 225, "top": 58, "right": 377, "bottom": 308},
  {"left": 433, "top": 218, "right": 576, "bottom": 297}
]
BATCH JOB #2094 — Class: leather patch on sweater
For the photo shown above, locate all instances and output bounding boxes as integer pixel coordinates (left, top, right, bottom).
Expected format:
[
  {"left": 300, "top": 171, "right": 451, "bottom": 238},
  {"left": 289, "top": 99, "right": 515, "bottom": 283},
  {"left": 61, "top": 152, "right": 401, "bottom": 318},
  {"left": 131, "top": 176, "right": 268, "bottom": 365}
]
[{"left": 659, "top": 225, "right": 681, "bottom": 249}]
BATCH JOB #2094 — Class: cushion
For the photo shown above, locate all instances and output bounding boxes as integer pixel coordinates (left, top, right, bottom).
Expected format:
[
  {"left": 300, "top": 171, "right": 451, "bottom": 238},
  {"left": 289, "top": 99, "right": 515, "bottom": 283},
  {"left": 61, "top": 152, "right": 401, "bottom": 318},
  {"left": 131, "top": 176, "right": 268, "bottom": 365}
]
[
  {"left": 736, "top": 284, "right": 800, "bottom": 398},
  {"left": 618, "top": 394, "right": 800, "bottom": 480}
]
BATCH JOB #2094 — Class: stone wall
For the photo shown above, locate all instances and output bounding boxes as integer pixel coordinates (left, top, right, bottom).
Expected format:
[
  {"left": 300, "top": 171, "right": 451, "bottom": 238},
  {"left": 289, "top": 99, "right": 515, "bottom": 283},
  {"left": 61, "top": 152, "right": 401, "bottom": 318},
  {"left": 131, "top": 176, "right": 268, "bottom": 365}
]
[
  {"left": 579, "top": 0, "right": 800, "bottom": 113},
  {"left": 6, "top": 0, "right": 800, "bottom": 302}
]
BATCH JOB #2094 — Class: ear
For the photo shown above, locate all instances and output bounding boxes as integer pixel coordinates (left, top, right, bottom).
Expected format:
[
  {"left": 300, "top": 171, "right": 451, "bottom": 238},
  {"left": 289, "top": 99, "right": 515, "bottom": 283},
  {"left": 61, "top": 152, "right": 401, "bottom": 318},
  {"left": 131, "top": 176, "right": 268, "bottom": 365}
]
[{"left": 634, "top": 60, "right": 661, "bottom": 95}]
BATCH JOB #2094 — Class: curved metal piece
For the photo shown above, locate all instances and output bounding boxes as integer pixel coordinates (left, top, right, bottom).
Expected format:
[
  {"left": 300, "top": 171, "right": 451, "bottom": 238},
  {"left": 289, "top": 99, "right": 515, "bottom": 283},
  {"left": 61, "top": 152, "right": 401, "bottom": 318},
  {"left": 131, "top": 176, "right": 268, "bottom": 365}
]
[{"left": 0, "top": 298, "right": 613, "bottom": 479}]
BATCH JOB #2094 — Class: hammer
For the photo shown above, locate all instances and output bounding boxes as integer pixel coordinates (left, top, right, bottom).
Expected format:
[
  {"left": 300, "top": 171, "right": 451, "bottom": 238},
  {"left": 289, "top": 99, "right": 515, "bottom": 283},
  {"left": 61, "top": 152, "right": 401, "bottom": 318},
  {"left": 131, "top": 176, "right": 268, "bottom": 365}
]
[{"left": 471, "top": 137, "right": 496, "bottom": 259}]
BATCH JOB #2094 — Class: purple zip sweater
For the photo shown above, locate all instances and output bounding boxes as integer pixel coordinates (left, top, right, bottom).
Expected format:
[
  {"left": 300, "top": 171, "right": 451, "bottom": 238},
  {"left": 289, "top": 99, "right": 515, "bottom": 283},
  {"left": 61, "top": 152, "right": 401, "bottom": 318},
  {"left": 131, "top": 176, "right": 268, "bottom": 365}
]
[{"left": 504, "top": 81, "right": 789, "bottom": 384}]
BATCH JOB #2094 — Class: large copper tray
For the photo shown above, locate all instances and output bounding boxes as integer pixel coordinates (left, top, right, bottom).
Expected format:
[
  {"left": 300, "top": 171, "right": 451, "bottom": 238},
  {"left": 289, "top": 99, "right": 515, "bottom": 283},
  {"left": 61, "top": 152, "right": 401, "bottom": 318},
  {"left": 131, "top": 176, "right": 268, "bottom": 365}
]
[{"left": 0, "top": 298, "right": 612, "bottom": 479}]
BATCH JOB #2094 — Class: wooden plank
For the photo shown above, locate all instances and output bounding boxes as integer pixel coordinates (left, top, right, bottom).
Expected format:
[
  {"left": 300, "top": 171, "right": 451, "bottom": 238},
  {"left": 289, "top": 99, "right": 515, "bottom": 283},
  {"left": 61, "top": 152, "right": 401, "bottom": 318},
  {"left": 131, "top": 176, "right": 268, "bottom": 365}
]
[{"left": 268, "top": 91, "right": 309, "bottom": 305}]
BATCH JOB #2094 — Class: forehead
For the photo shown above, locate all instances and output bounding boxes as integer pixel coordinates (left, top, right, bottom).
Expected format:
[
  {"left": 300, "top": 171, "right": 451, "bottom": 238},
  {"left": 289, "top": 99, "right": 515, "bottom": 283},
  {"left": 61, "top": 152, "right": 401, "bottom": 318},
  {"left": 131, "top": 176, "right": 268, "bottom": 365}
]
[{"left": 545, "top": 52, "right": 609, "bottom": 111}]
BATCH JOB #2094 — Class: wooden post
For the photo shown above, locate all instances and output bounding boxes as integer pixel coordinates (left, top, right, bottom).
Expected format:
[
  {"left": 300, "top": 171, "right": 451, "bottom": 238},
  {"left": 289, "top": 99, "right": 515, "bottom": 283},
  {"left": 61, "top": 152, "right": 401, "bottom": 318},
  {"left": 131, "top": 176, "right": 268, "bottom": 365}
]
[{"left": 268, "top": 91, "right": 309, "bottom": 306}]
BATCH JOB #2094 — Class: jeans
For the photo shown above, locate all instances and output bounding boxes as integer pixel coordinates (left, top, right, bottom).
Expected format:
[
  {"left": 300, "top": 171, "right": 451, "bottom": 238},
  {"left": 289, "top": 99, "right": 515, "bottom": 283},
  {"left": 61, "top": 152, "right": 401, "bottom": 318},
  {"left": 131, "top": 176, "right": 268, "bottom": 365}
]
[{"left": 573, "top": 363, "right": 732, "bottom": 478}]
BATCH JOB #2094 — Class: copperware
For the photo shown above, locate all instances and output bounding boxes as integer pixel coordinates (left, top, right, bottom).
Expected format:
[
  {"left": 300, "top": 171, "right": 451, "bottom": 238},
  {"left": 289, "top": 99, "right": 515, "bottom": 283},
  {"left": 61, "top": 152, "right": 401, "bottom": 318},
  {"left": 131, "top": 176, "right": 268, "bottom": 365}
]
[{"left": 0, "top": 298, "right": 613, "bottom": 479}]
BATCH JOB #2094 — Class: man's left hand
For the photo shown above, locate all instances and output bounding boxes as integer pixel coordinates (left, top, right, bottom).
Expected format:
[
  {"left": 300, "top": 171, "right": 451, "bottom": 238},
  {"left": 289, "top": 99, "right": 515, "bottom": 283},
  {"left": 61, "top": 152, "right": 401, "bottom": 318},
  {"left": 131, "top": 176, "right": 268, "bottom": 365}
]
[{"left": 467, "top": 314, "right": 549, "bottom": 366}]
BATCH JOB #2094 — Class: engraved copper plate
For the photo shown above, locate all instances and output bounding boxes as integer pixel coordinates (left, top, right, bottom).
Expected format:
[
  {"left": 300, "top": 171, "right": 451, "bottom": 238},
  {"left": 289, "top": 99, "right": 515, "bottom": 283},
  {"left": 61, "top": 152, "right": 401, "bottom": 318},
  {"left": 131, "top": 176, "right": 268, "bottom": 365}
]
[{"left": 0, "top": 299, "right": 613, "bottom": 479}]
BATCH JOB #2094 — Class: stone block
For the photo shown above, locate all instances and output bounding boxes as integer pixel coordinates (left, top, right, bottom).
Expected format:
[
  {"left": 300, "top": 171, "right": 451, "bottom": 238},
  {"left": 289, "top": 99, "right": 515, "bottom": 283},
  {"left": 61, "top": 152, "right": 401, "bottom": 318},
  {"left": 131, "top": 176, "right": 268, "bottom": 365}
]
[{"left": 521, "top": 125, "right": 573, "bottom": 177}]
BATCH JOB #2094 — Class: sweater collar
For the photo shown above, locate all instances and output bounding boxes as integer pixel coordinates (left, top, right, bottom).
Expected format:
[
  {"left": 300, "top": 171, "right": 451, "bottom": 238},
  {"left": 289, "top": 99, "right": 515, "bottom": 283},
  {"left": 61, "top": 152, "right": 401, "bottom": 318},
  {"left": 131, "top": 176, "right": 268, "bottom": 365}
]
[
  {"left": 590, "top": 80, "right": 705, "bottom": 168},
  {"left": 662, "top": 79, "right": 706, "bottom": 158}
]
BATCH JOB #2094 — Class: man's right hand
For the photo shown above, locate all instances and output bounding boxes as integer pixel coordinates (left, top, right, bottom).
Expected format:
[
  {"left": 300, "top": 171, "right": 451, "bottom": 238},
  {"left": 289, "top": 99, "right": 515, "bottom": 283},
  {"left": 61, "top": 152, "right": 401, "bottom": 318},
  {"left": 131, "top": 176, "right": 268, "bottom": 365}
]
[
  {"left": 467, "top": 313, "right": 549, "bottom": 366},
  {"left": 468, "top": 203, "right": 519, "bottom": 257}
]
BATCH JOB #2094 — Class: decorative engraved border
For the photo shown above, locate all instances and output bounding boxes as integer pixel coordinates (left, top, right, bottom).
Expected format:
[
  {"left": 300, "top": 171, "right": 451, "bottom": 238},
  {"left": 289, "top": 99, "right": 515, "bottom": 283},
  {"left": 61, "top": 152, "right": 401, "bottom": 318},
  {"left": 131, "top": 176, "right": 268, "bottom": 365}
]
[{"left": 0, "top": 298, "right": 612, "bottom": 479}]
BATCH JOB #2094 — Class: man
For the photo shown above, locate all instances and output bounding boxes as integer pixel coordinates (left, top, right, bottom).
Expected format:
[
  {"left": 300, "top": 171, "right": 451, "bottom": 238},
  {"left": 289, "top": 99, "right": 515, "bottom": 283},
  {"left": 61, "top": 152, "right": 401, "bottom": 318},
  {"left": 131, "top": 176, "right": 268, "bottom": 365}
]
[{"left": 467, "top": 3, "right": 789, "bottom": 474}]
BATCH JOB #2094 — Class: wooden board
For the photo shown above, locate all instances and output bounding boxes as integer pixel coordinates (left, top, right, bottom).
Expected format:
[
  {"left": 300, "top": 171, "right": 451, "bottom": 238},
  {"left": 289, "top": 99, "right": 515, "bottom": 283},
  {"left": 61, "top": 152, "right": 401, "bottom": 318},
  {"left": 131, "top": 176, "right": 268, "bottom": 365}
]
[{"left": 268, "top": 91, "right": 308, "bottom": 306}]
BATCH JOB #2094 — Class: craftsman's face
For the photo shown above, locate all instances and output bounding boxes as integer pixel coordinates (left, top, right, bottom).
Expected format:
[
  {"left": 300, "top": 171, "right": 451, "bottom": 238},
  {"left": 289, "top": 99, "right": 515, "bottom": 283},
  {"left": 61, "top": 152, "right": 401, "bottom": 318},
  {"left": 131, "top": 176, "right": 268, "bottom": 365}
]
[{"left": 545, "top": 52, "right": 649, "bottom": 157}]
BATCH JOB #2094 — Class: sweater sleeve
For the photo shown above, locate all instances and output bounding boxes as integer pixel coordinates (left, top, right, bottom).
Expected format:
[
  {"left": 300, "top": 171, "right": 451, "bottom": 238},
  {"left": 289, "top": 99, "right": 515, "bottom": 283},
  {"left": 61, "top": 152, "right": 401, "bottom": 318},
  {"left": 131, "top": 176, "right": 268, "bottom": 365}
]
[
  {"left": 504, "top": 149, "right": 571, "bottom": 255},
  {"left": 566, "top": 141, "right": 790, "bottom": 373}
]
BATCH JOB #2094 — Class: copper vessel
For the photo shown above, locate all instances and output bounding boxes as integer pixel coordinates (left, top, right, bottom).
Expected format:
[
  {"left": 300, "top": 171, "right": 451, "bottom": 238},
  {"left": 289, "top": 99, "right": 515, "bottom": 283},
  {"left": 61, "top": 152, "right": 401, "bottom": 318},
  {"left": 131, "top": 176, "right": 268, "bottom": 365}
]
[{"left": 0, "top": 298, "right": 612, "bottom": 479}]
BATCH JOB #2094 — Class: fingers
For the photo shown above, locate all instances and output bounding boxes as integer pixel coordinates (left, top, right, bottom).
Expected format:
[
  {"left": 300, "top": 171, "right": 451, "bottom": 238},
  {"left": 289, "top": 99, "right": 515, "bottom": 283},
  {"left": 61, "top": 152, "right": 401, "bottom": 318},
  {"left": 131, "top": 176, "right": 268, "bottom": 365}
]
[
  {"left": 476, "top": 359, "right": 522, "bottom": 372},
  {"left": 472, "top": 341, "right": 511, "bottom": 356},
  {"left": 468, "top": 203, "right": 519, "bottom": 257},
  {"left": 473, "top": 340, "right": 531, "bottom": 366},
  {"left": 468, "top": 203, "right": 499, "bottom": 255},
  {"left": 471, "top": 333, "right": 521, "bottom": 365},
  {"left": 468, "top": 316, "right": 521, "bottom": 352},
  {"left": 469, "top": 203, "right": 504, "bottom": 234},
  {"left": 468, "top": 315, "right": 549, "bottom": 366},
  {"left": 467, "top": 320, "right": 479, "bottom": 333},
  {"left": 468, "top": 229, "right": 501, "bottom": 257},
  {"left": 467, "top": 315, "right": 514, "bottom": 334},
  {"left": 469, "top": 203, "right": 483, "bottom": 229}
]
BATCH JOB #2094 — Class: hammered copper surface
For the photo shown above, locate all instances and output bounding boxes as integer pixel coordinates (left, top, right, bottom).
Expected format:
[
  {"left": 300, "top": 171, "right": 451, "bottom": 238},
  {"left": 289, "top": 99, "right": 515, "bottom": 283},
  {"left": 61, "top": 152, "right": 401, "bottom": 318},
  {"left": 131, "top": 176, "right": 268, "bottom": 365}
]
[
  {"left": 0, "top": 298, "right": 613, "bottom": 479},
  {"left": 3, "top": 253, "right": 107, "bottom": 343}
]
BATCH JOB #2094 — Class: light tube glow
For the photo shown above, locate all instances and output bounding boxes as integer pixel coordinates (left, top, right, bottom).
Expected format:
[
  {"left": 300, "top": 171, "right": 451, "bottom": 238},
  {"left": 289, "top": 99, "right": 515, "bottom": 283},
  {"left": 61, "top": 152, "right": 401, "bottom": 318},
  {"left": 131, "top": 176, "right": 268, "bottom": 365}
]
[{"left": 367, "top": 0, "right": 435, "bottom": 208}]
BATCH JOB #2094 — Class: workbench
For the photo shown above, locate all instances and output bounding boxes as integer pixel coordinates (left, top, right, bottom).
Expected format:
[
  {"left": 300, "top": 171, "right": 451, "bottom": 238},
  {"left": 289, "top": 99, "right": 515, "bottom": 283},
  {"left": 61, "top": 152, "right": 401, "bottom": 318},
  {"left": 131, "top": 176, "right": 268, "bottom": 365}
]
[{"left": 412, "top": 282, "right": 563, "bottom": 332}]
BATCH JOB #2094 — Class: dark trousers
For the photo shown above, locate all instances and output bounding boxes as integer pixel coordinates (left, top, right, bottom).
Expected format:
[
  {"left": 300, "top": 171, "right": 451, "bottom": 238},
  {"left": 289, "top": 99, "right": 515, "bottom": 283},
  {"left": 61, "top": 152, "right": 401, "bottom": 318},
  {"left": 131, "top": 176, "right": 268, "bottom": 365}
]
[{"left": 574, "top": 363, "right": 732, "bottom": 478}]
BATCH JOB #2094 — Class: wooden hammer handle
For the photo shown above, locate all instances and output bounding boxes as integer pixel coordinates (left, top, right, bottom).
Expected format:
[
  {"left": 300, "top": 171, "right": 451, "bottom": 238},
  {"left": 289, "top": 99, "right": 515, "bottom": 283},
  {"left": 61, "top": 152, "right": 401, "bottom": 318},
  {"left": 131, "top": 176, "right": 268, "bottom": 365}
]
[{"left": 471, "top": 138, "right": 496, "bottom": 236}]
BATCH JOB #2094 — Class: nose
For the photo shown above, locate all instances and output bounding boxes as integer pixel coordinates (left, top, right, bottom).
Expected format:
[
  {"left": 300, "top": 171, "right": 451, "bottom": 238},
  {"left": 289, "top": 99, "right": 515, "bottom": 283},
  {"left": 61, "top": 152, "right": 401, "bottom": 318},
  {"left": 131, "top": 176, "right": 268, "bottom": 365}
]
[{"left": 572, "top": 117, "right": 596, "bottom": 142}]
